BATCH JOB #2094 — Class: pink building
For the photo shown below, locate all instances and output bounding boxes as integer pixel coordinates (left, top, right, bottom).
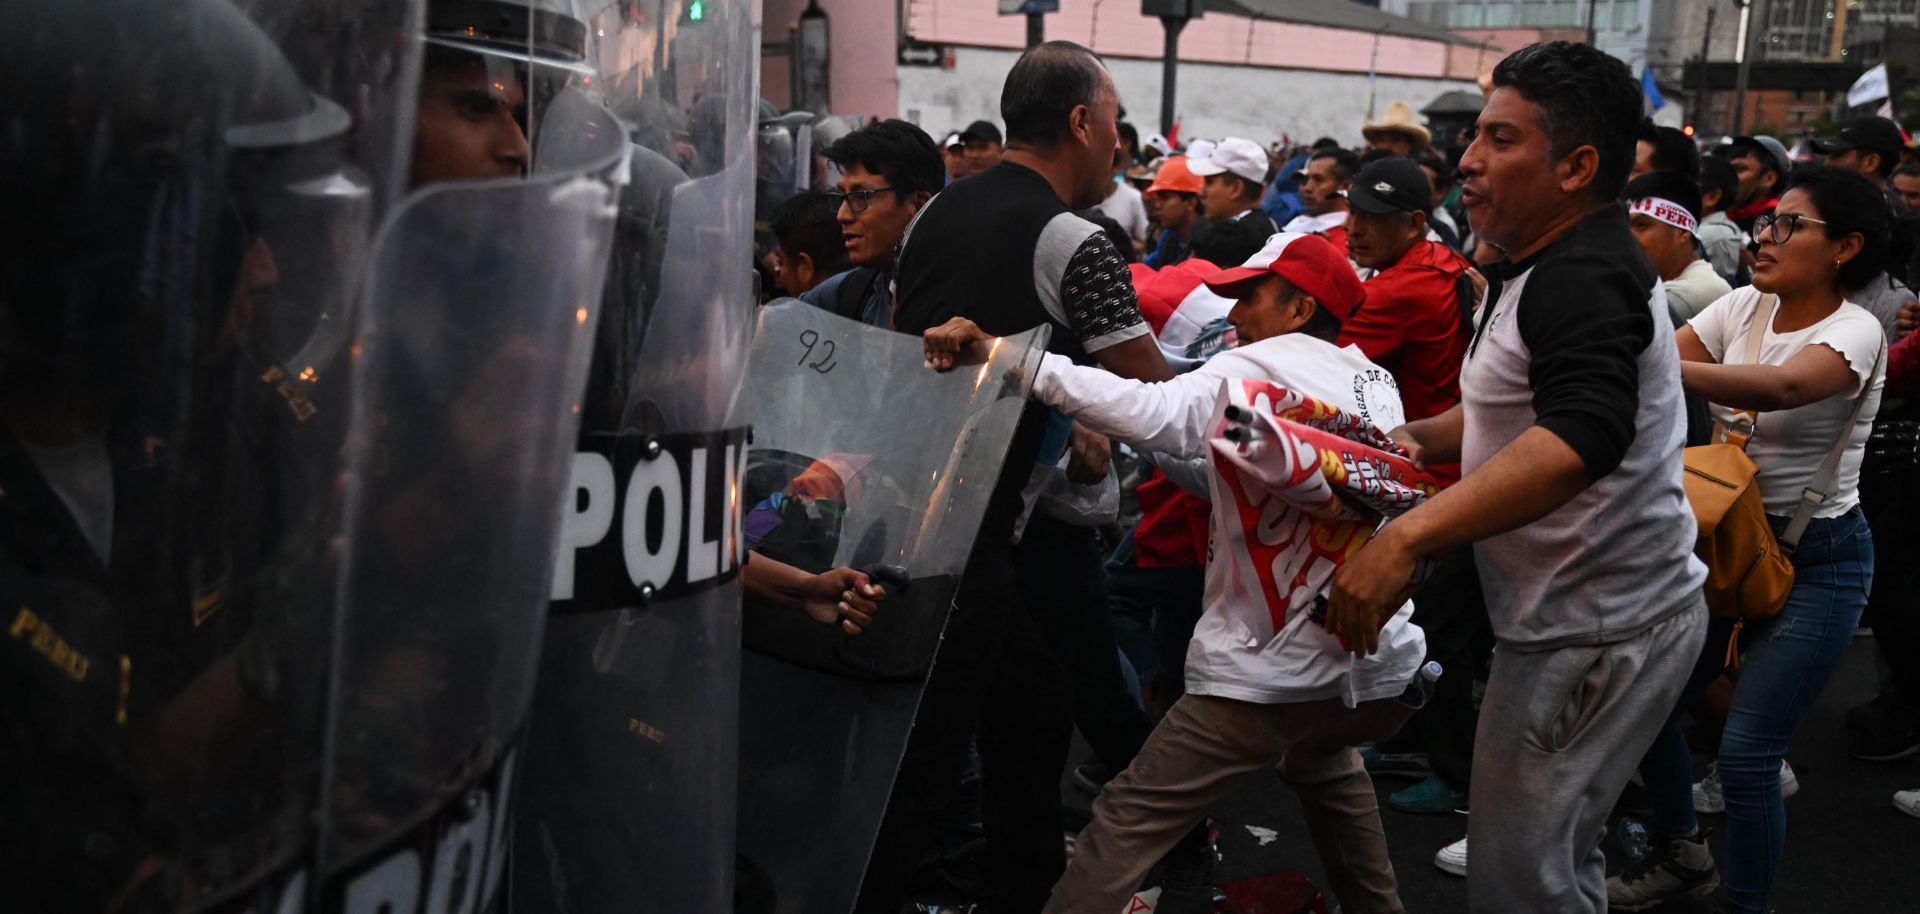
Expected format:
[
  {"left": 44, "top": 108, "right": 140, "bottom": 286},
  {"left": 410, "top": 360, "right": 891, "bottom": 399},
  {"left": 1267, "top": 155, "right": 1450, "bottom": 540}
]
[{"left": 761, "top": 0, "right": 1486, "bottom": 145}]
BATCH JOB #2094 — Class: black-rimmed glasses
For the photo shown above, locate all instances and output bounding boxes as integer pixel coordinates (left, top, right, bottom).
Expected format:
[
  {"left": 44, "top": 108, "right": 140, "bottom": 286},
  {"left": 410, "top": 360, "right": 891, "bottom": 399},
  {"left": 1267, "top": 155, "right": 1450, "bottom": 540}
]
[
  {"left": 825, "top": 187, "right": 896, "bottom": 215},
  {"left": 1753, "top": 212, "right": 1829, "bottom": 244}
]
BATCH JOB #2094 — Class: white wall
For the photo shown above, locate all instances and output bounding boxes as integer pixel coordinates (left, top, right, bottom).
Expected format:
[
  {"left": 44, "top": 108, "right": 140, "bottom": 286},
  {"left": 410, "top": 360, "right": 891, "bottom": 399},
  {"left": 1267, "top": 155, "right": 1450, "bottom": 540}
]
[{"left": 896, "top": 47, "right": 1479, "bottom": 148}]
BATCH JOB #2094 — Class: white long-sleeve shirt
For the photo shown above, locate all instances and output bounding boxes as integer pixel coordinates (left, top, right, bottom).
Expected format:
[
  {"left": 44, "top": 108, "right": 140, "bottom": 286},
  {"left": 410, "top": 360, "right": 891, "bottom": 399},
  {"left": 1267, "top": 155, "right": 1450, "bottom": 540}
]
[{"left": 1031, "top": 334, "right": 1425, "bottom": 705}]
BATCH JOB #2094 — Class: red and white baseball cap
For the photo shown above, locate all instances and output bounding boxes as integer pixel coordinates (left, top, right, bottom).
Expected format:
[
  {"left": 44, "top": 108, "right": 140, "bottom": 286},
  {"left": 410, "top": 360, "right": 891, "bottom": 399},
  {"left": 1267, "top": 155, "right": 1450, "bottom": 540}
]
[
  {"left": 1202, "top": 232, "right": 1366, "bottom": 321},
  {"left": 1186, "top": 137, "right": 1269, "bottom": 185}
]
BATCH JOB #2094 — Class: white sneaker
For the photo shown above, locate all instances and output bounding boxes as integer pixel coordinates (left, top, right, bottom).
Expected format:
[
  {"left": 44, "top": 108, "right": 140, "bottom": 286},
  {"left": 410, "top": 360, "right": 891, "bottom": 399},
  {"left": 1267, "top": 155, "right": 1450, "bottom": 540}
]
[
  {"left": 1692, "top": 760, "right": 1798, "bottom": 814},
  {"left": 1896, "top": 788, "right": 1920, "bottom": 819},
  {"left": 1434, "top": 836, "right": 1467, "bottom": 877}
]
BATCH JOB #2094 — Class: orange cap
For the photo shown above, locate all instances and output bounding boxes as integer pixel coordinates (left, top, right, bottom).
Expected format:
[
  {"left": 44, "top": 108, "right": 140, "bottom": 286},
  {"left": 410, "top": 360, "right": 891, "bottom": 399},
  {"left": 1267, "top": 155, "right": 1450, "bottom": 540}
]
[{"left": 1145, "top": 155, "right": 1204, "bottom": 196}]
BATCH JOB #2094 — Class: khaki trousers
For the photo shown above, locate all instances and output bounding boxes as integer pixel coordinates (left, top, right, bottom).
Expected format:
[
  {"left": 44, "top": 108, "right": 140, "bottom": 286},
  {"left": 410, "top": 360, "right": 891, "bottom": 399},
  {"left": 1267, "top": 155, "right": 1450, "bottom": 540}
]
[{"left": 1044, "top": 692, "right": 1405, "bottom": 914}]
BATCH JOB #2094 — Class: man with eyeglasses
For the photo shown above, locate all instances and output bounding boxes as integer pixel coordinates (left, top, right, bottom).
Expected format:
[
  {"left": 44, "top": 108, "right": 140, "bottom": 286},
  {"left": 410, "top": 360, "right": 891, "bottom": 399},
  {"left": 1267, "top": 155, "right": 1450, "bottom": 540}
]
[{"left": 797, "top": 119, "right": 945, "bottom": 327}]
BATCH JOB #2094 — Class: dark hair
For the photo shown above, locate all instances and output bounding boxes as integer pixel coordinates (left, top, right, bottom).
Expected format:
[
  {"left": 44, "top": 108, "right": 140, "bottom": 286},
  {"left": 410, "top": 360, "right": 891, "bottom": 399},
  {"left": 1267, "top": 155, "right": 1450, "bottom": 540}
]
[
  {"left": 1785, "top": 164, "right": 1891, "bottom": 291},
  {"left": 1698, "top": 155, "right": 1739, "bottom": 212},
  {"left": 1118, "top": 121, "right": 1140, "bottom": 156},
  {"left": 1413, "top": 152, "right": 1455, "bottom": 189},
  {"left": 1002, "top": 41, "right": 1106, "bottom": 149},
  {"left": 1492, "top": 41, "right": 1642, "bottom": 201},
  {"left": 1078, "top": 209, "right": 1139, "bottom": 264},
  {"left": 1636, "top": 121, "right": 1700, "bottom": 178},
  {"left": 771, "top": 190, "right": 849, "bottom": 276},
  {"left": 1310, "top": 136, "right": 1340, "bottom": 151},
  {"left": 1272, "top": 276, "right": 1344, "bottom": 343},
  {"left": 1861, "top": 145, "right": 1900, "bottom": 180},
  {"left": 1358, "top": 147, "right": 1396, "bottom": 166},
  {"left": 1309, "top": 148, "right": 1360, "bottom": 183},
  {"left": 1725, "top": 141, "right": 1785, "bottom": 196},
  {"left": 1208, "top": 172, "right": 1265, "bottom": 202},
  {"left": 1895, "top": 162, "right": 1920, "bottom": 181},
  {"left": 1622, "top": 169, "right": 1704, "bottom": 223},
  {"left": 1189, "top": 219, "right": 1270, "bottom": 268},
  {"left": 823, "top": 119, "right": 945, "bottom": 201}
]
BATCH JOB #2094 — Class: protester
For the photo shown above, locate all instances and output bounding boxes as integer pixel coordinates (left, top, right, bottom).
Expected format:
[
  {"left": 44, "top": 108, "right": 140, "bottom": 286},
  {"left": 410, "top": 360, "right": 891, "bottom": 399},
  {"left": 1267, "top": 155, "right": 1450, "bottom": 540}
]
[
  {"left": 1341, "top": 156, "right": 1476, "bottom": 423},
  {"left": 1613, "top": 164, "right": 1888, "bottom": 914},
  {"left": 864, "top": 41, "right": 1172, "bottom": 914},
  {"left": 768, "top": 189, "right": 850, "bottom": 297},
  {"left": 1288, "top": 148, "right": 1358, "bottom": 250},
  {"left": 1894, "top": 162, "right": 1920, "bottom": 212},
  {"left": 1327, "top": 42, "right": 1707, "bottom": 913},
  {"left": 943, "top": 131, "right": 970, "bottom": 182},
  {"left": 1698, "top": 155, "right": 1748, "bottom": 284},
  {"left": 797, "top": 119, "right": 943, "bottom": 327},
  {"left": 961, "top": 118, "right": 1005, "bottom": 174},
  {"left": 929, "top": 233, "right": 1423, "bottom": 914},
  {"left": 1363, "top": 101, "right": 1431, "bottom": 158},
  {"left": 1335, "top": 155, "right": 1488, "bottom": 823},
  {"left": 1724, "top": 135, "right": 1791, "bottom": 233},
  {"left": 1624, "top": 170, "right": 1732, "bottom": 320},
  {"left": 1098, "top": 147, "right": 1151, "bottom": 248},
  {"left": 1413, "top": 152, "right": 1464, "bottom": 251},
  {"left": 1813, "top": 115, "right": 1910, "bottom": 214},
  {"left": 1633, "top": 120, "right": 1701, "bottom": 179},
  {"left": 1144, "top": 156, "right": 1206, "bottom": 268},
  {"left": 1190, "top": 137, "right": 1280, "bottom": 236},
  {"left": 1263, "top": 143, "right": 1308, "bottom": 228}
]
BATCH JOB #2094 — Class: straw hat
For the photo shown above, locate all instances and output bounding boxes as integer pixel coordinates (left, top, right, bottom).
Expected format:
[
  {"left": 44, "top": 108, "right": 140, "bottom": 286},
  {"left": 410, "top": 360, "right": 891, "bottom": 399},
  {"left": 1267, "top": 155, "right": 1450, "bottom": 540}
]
[{"left": 1362, "top": 101, "right": 1431, "bottom": 148}]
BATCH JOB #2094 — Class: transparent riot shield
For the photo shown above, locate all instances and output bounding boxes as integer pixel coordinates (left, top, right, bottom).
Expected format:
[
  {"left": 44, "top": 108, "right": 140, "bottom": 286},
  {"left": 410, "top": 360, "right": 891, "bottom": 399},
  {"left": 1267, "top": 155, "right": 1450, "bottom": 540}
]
[
  {"left": 510, "top": 0, "right": 760, "bottom": 910},
  {"left": 312, "top": 127, "right": 624, "bottom": 914},
  {"left": 734, "top": 303, "right": 1048, "bottom": 914},
  {"left": 1, "top": 1, "right": 409, "bottom": 911}
]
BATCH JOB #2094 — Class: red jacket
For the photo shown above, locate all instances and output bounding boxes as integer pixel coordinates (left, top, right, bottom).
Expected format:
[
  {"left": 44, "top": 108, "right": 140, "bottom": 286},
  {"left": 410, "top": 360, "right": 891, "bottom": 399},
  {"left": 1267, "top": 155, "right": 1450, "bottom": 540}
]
[{"left": 1341, "top": 239, "right": 1474, "bottom": 422}]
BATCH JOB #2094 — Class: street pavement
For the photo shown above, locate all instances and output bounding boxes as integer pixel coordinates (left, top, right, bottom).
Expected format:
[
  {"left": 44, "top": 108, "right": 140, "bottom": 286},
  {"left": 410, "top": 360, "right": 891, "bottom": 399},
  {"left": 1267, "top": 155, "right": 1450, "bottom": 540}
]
[{"left": 1062, "top": 636, "right": 1920, "bottom": 913}]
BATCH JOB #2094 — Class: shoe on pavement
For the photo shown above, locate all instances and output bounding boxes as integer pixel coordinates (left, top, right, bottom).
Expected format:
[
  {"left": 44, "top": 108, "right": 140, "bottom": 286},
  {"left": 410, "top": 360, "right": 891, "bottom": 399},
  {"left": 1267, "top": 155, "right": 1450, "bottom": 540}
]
[
  {"left": 1896, "top": 788, "right": 1920, "bottom": 819},
  {"left": 1359, "top": 745, "right": 1430, "bottom": 778},
  {"left": 1069, "top": 762, "right": 1111, "bottom": 795},
  {"left": 1388, "top": 775, "right": 1468, "bottom": 815},
  {"left": 1605, "top": 833, "right": 1720, "bottom": 911},
  {"left": 1692, "top": 760, "right": 1798, "bottom": 814},
  {"left": 1433, "top": 836, "right": 1467, "bottom": 877},
  {"left": 1850, "top": 706, "right": 1920, "bottom": 762}
]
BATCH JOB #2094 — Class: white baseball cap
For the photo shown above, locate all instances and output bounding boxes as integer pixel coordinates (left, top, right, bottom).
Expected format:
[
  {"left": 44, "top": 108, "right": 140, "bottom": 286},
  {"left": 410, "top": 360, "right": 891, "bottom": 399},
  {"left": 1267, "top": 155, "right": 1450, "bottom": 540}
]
[
  {"left": 1144, "top": 133, "right": 1173, "bottom": 156},
  {"left": 1185, "top": 138, "right": 1216, "bottom": 161},
  {"left": 1186, "top": 137, "right": 1268, "bottom": 185}
]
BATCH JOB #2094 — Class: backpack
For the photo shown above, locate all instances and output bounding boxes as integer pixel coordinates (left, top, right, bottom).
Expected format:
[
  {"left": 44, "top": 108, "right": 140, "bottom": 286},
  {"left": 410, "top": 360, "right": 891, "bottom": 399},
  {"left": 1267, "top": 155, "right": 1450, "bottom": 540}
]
[{"left": 833, "top": 267, "right": 881, "bottom": 323}]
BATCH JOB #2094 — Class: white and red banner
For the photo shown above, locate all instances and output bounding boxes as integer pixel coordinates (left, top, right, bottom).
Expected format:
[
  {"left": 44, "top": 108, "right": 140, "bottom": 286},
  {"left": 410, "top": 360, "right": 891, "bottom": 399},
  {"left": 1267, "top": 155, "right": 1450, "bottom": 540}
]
[{"left": 1206, "top": 379, "right": 1447, "bottom": 643}]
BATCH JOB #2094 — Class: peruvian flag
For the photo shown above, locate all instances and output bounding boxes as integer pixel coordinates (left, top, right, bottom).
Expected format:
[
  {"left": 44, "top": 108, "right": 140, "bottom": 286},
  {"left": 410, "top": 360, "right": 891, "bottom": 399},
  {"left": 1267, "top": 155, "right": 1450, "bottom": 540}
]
[{"left": 1130, "top": 258, "right": 1236, "bottom": 371}]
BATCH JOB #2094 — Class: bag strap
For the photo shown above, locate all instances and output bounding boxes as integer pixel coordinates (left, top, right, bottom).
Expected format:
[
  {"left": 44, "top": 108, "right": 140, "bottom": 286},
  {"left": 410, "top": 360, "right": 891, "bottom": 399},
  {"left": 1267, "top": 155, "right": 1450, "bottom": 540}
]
[
  {"left": 1712, "top": 289, "right": 1776, "bottom": 447},
  {"left": 1780, "top": 336, "right": 1885, "bottom": 550}
]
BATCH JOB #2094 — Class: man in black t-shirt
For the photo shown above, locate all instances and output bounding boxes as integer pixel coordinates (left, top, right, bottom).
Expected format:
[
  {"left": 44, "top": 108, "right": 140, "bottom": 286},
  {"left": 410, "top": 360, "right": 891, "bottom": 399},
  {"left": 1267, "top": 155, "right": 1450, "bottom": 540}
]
[{"left": 857, "top": 40, "right": 1173, "bottom": 914}]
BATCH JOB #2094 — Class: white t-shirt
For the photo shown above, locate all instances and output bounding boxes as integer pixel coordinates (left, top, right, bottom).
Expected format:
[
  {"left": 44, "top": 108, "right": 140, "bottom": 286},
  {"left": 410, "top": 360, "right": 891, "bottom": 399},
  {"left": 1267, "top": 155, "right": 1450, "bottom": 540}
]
[
  {"left": 1688, "top": 287, "right": 1886, "bottom": 517},
  {"left": 1097, "top": 181, "right": 1149, "bottom": 247},
  {"left": 1665, "top": 258, "right": 1733, "bottom": 322},
  {"left": 1032, "top": 335, "right": 1422, "bottom": 706}
]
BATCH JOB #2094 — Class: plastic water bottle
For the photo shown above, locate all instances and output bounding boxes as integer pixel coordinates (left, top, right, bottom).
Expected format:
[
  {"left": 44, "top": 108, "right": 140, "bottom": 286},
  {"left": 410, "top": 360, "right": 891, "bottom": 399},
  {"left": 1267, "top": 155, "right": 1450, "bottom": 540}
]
[{"left": 1396, "top": 661, "right": 1444, "bottom": 710}]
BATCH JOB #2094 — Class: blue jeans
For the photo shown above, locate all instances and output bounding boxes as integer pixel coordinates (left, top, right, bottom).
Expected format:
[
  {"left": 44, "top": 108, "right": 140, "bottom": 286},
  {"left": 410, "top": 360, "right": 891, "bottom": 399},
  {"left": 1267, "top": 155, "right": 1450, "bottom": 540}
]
[
  {"left": 1639, "top": 506, "right": 1874, "bottom": 913},
  {"left": 1104, "top": 531, "right": 1205, "bottom": 689}
]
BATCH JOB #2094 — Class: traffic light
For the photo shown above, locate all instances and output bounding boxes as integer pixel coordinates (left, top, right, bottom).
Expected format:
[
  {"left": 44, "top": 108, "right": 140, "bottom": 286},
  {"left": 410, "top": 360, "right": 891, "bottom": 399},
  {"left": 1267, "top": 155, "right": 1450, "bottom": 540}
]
[{"left": 687, "top": 0, "right": 703, "bottom": 21}]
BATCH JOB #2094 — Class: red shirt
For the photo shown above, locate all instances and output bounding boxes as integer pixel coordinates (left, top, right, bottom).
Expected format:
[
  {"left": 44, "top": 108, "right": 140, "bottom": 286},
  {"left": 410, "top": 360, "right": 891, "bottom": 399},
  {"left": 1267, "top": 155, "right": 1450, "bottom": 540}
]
[{"left": 1340, "top": 239, "right": 1474, "bottom": 422}]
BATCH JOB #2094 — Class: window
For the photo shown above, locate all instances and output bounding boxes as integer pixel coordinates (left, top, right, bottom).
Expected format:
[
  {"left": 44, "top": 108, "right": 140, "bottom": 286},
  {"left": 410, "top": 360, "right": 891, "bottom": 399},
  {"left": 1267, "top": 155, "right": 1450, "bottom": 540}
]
[
  {"left": 1449, "top": 4, "right": 1487, "bottom": 27},
  {"left": 1611, "top": 0, "right": 1638, "bottom": 30},
  {"left": 1485, "top": 2, "right": 1517, "bottom": 26}
]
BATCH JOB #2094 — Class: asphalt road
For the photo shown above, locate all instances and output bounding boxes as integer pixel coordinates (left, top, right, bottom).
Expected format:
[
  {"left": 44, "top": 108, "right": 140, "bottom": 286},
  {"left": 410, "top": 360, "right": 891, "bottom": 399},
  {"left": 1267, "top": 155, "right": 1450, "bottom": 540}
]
[{"left": 1059, "top": 636, "right": 1920, "bottom": 914}]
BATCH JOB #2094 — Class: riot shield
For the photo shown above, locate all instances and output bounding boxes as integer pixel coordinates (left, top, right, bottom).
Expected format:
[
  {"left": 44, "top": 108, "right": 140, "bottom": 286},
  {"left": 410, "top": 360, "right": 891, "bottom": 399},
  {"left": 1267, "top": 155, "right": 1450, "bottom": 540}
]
[
  {"left": 510, "top": 0, "right": 761, "bottom": 910},
  {"left": 734, "top": 303, "right": 1048, "bottom": 914},
  {"left": 0, "top": 1, "right": 410, "bottom": 911}
]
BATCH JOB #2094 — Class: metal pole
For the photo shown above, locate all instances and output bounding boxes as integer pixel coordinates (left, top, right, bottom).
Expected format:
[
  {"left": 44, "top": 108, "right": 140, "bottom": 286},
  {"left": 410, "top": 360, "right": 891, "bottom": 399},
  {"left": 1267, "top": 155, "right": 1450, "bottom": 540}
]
[
  {"left": 1733, "top": 0, "right": 1756, "bottom": 135},
  {"left": 1027, "top": 11, "right": 1044, "bottom": 47},
  {"left": 1159, "top": 15, "right": 1187, "bottom": 136},
  {"left": 1366, "top": 29, "right": 1382, "bottom": 123},
  {"left": 1586, "top": 0, "right": 1598, "bottom": 47},
  {"left": 1696, "top": 6, "right": 1714, "bottom": 130}
]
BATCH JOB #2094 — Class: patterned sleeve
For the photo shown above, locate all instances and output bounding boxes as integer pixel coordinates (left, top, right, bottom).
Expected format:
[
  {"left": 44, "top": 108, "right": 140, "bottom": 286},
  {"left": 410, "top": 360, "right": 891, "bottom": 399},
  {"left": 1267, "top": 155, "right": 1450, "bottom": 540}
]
[{"left": 1060, "top": 232, "right": 1151, "bottom": 354}]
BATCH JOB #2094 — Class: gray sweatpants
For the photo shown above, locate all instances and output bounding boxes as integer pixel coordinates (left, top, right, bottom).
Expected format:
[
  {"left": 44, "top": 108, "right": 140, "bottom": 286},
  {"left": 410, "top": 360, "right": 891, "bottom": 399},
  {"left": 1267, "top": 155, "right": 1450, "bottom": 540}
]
[{"left": 1467, "top": 599, "right": 1707, "bottom": 914}]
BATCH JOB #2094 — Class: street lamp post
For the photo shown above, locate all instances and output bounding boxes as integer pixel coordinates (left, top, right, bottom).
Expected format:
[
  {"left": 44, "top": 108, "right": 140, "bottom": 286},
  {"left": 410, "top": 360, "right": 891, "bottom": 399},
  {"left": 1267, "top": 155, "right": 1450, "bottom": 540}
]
[{"left": 1144, "top": 0, "right": 1195, "bottom": 137}]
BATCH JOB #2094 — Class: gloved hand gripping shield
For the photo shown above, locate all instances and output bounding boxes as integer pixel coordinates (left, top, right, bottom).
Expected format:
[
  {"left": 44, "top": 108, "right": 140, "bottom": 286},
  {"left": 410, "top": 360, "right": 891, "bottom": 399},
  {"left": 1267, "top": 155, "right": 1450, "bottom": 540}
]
[{"left": 734, "top": 303, "right": 1048, "bottom": 914}]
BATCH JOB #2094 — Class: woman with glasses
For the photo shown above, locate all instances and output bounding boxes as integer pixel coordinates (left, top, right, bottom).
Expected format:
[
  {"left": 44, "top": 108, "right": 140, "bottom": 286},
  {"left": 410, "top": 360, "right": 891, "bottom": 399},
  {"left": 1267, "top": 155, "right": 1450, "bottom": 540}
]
[{"left": 1608, "top": 165, "right": 1891, "bottom": 914}]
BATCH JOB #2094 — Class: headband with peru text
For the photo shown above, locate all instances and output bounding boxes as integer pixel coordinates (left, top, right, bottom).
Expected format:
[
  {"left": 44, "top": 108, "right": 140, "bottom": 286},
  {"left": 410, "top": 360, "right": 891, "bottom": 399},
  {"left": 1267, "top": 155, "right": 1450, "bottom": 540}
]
[{"left": 1628, "top": 196, "right": 1698, "bottom": 236}]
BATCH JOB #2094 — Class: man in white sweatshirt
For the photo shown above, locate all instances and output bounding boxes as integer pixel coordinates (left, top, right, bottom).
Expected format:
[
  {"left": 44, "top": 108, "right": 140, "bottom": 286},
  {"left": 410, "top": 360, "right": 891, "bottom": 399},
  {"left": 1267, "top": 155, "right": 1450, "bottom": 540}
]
[{"left": 926, "top": 232, "right": 1426, "bottom": 914}]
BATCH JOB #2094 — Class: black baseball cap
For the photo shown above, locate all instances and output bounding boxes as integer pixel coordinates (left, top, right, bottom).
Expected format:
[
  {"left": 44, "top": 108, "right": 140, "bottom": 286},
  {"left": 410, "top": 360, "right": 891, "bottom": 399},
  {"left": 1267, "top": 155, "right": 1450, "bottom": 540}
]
[
  {"left": 959, "top": 120, "right": 1002, "bottom": 145},
  {"left": 1812, "top": 116, "right": 1906, "bottom": 157},
  {"left": 1345, "top": 157, "right": 1432, "bottom": 215}
]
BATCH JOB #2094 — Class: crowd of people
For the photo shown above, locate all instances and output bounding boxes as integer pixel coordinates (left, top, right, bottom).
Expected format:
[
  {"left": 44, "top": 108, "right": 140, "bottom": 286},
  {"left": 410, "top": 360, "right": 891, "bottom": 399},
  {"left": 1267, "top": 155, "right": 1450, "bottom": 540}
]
[{"left": 760, "top": 36, "right": 1920, "bottom": 914}]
